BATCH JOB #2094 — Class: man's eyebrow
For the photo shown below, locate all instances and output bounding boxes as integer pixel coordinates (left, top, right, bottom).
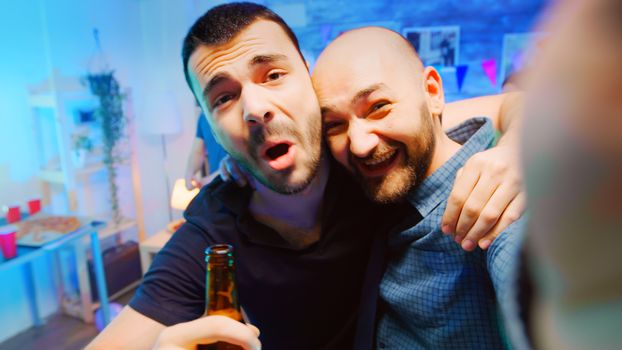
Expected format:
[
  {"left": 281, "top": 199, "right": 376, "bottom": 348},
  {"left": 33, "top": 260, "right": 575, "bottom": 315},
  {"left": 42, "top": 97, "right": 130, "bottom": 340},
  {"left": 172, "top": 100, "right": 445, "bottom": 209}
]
[
  {"left": 351, "top": 83, "right": 387, "bottom": 106},
  {"left": 202, "top": 73, "right": 230, "bottom": 100},
  {"left": 249, "top": 54, "right": 288, "bottom": 67}
]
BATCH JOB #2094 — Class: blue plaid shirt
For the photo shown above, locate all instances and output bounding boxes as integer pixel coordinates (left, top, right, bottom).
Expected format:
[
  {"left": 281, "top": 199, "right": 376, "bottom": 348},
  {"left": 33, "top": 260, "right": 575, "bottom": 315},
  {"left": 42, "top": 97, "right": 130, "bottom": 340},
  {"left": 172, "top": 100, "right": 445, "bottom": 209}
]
[{"left": 376, "top": 117, "right": 525, "bottom": 349}]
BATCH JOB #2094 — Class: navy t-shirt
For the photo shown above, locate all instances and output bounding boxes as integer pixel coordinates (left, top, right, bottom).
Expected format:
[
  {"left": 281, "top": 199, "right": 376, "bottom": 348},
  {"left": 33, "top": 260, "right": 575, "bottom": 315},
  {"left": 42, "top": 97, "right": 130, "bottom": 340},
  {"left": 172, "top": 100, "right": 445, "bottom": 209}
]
[
  {"left": 196, "top": 113, "right": 227, "bottom": 174},
  {"left": 129, "top": 161, "right": 402, "bottom": 349}
]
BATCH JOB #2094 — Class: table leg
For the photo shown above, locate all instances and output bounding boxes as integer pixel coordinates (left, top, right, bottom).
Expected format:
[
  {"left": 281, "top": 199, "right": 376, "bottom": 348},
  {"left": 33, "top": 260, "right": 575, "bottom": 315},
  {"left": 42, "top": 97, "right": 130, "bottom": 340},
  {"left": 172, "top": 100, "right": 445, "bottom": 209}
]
[
  {"left": 23, "top": 262, "right": 43, "bottom": 327},
  {"left": 90, "top": 230, "right": 110, "bottom": 326},
  {"left": 74, "top": 237, "right": 94, "bottom": 323}
]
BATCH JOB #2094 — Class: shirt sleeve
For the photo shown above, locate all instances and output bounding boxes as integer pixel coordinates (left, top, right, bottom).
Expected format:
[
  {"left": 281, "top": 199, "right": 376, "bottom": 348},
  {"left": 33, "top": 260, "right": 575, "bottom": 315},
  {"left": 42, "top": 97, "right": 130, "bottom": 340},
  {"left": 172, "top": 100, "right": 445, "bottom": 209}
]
[
  {"left": 129, "top": 222, "right": 209, "bottom": 326},
  {"left": 196, "top": 114, "right": 207, "bottom": 140},
  {"left": 486, "top": 218, "right": 531, "bottom": 350}
]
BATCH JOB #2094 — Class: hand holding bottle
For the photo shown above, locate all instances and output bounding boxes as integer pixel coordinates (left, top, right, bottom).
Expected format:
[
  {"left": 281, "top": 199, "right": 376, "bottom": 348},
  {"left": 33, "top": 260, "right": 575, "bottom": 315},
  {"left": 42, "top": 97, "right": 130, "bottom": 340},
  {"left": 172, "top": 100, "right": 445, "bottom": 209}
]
[{"left": 153, "top": 315, "right": 261, "bottom": 350}]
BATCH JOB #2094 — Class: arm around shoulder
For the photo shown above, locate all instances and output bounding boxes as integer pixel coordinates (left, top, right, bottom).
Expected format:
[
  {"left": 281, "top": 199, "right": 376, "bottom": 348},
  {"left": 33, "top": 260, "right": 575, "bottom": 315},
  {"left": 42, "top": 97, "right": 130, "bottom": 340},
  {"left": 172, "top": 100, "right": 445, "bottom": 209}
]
[{"left": 443, "top": 92, "right": 523, "bottom": 133}]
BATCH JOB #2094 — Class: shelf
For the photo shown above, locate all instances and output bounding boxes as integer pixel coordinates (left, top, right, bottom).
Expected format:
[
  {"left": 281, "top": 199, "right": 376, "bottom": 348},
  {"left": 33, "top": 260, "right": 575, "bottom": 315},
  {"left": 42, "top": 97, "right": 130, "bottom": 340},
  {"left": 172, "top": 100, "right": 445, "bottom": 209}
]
[
  {"left": 38, "top": 159, "right": 131, "bottom": 185},
  {"left": 38, "top": 164, "right": 103, "bottom": 184},
  {"left": 28, "top": 94, "right": 57, "bottom": 108}
]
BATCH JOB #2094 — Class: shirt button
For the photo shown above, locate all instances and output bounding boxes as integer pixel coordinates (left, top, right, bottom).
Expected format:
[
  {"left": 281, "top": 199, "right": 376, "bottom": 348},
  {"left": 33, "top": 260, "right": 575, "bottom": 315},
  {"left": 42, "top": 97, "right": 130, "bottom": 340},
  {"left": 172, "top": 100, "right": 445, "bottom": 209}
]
[{"left": 378, "top": 341, "right": 387, "bottom": 349}]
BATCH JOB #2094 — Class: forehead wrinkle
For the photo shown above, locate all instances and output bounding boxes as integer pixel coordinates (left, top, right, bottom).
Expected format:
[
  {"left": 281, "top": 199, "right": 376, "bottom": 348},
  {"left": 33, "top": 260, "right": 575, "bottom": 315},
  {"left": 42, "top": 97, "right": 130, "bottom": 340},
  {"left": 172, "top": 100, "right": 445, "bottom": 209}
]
[
  {"left": 192, "top": 38, "right": 264, "bottom": 84},
  {"left": 350, "top": 83, "right": 390, "bottom": 107}
]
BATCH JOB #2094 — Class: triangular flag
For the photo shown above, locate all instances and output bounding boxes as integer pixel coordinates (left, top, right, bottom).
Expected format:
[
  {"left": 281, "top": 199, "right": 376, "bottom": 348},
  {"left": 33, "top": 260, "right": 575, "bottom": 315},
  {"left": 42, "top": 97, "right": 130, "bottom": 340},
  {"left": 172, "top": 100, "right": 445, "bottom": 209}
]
[
  {"left": 456, "top": 65, "right": 468, "bottom": 92},
  {"left": 481, "top": 59, "right": 498, "bottom": 87},
  {"left": 320, "top": 24, "right": 332, "bottom": 45}
]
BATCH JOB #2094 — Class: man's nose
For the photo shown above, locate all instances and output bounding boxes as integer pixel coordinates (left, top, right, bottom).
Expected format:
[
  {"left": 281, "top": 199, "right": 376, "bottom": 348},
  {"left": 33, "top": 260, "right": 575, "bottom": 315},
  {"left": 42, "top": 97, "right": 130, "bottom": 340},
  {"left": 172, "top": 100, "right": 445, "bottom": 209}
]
[
  {"left": 242, "top": 86, "right": 274, "bottom": 126},
  {"left": 348, "top": 121, "right": 379, "bottom": 159}
]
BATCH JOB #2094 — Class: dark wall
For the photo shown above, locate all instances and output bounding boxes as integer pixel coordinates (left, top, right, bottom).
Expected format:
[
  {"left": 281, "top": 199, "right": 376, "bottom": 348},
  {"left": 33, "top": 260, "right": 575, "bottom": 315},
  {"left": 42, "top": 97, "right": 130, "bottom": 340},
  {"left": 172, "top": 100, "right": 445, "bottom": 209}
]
[{"left": 266, "top": 0, "right": 547, "bottom": 99}]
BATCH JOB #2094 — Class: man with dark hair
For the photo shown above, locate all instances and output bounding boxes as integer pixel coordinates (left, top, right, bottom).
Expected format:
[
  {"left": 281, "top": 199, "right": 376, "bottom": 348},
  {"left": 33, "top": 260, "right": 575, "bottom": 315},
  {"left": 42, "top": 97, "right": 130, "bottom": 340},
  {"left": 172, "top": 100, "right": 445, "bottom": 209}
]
[
  {"left": 88, "top": 3, "right": 524, "bottom": 349},
  {"left": 181, "top": 2, "right": 304, "bottom": 96}
]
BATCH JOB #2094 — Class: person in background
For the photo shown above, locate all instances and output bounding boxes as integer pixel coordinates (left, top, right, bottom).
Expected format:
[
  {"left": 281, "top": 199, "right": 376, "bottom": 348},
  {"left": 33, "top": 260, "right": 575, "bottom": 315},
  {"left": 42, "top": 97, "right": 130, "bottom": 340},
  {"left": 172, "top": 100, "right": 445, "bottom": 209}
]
[{"left": 184, "top": 112, "right": 228, "bottom": 190}]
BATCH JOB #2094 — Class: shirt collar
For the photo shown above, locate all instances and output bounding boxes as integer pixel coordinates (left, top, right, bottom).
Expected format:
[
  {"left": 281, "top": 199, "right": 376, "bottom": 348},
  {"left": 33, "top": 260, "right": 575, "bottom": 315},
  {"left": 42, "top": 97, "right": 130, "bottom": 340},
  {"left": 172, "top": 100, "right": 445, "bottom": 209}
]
[
  {"left": 408, "top": 117, "right": 495, "bottom": 216},
  {"left": 209, "top": 158, "right": 348, "bottom": 251}
]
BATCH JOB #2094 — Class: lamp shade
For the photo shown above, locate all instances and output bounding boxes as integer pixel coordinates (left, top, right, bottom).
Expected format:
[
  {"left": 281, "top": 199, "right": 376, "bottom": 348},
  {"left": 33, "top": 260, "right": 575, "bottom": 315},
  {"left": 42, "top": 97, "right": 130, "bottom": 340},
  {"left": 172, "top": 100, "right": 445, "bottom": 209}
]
[{"left": 170, "top": 179, "right": 199, "bottom": 210}]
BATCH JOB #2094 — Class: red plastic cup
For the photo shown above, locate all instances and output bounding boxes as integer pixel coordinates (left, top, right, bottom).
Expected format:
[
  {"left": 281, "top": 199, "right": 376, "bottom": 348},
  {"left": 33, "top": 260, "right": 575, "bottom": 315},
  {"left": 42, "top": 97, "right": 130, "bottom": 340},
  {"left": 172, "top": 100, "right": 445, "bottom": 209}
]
[
  {"left": 0, "top": 225, "right": 17, "bottom": 259},
  {"left": 5, "top": 206, "right": 21, "bottom": 223},
  {"left": 27, "top": 198, "right": 41, "bottom": 215}
]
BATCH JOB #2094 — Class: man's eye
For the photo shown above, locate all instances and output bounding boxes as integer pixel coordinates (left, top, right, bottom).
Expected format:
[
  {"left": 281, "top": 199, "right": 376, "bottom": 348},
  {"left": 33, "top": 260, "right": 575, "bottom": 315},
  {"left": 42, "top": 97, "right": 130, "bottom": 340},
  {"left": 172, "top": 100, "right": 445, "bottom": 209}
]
[
  {"left": 324, "top": 120, "right": 345, "bottom": 135},
  {"left": 266, "top": 71, "right": 284, "bottom": 82},
  {"left": 370, "top": 102, "right": 388, "bottom": 112},
  {"left": 213, "top": 94, "right": 234, "bottom": 108}
]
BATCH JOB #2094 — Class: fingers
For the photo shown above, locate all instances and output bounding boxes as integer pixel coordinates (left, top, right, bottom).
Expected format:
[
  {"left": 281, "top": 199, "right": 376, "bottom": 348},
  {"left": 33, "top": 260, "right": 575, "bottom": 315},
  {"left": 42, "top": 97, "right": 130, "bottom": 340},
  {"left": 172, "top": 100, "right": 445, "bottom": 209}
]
[
  {"left": 246, "top": 324, "right": 261, "bottom": 337},
  {"left": 219, "top": 158, "right": 231, "bottom": 182},
  {"left": 442, "top": 166, "right": 479, "bottom": 235},
  {"left": 218, "top": 156, "right": 248, "bottom": 187},
  {"left": 452, "top": 172, "right": 501, "bottom": 245},
  {"left": 184, "top": 176, "right": 194, "bottom": 191},
  {"left": 478, "top": 192, "right": 526, "bottom": 250},
  {"left": 157, "top": 316, "right": 261, "bottom": 350},
  {"left": 190, "top": 176, "right": 202, "bottom": 190},
  {"left": 185, "top": 176, "right": 202, "bottom": 190},
  {"left": 458, "top": 181, "right": 523, "bottom": 251},
  {"left": 442, "top": 144, "right": 524, "bottom": 251}
]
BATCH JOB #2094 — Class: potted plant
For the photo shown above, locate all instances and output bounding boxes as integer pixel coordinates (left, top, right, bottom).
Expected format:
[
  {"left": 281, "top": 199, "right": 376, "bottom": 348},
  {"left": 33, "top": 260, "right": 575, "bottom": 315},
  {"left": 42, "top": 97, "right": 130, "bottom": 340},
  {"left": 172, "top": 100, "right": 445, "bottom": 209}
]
[{"left": 85, "top": 72, "right": 126, "bottom": 225}]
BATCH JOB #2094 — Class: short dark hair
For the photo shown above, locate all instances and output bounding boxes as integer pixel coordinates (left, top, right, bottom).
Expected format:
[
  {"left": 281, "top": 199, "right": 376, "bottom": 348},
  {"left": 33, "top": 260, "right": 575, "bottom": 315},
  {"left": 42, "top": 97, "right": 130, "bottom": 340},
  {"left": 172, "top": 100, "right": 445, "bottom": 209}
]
[{"left": 182, "top": 2, "right": 303, "bottom": 95}]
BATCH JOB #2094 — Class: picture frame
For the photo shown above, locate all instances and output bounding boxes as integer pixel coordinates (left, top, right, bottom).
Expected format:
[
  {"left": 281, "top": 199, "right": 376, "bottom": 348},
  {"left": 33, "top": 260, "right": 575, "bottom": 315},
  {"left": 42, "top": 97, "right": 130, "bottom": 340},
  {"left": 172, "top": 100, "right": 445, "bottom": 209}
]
[{"left": 402, "top": 25, "right": 460, "bottom": 67}]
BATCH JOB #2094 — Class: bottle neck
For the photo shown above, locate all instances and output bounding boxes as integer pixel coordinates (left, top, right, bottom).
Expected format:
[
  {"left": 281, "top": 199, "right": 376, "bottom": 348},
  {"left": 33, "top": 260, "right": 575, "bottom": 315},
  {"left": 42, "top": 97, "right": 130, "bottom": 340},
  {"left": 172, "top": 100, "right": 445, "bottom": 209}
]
[{"left": 204, "top": 245, "right": 241, "bottom": 320}]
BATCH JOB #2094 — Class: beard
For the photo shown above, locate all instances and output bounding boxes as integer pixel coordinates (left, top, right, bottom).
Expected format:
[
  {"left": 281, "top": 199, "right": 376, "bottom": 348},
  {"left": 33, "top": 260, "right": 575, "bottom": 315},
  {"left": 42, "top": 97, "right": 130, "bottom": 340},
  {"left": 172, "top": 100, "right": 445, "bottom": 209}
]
[
  {"left": 229, "top": 115, "right": 323, "bottom": 195},
  {"left": 351, "top": 104, "right": 436, "bottom": 204}
]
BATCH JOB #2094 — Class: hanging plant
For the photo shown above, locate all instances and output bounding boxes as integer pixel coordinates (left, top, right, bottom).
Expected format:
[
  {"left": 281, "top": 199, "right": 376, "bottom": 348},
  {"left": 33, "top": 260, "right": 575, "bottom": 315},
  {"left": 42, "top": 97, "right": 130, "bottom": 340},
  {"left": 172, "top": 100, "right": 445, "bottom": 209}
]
[{"left": 85, "top": 71, "right": 126, "bottom": 225}]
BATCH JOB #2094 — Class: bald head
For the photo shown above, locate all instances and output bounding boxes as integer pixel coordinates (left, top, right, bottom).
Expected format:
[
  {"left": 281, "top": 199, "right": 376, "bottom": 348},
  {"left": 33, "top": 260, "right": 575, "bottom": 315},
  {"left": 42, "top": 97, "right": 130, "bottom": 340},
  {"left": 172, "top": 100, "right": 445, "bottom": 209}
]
[{"left": 314, "top": 27, "right": 424, "bottom": 82}]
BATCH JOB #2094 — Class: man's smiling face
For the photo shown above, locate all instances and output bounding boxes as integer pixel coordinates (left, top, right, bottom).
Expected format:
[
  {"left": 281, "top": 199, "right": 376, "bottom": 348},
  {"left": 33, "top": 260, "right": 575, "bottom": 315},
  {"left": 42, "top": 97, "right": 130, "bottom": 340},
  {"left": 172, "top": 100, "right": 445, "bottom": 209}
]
[
  {"left": 312, "top": 28, "right": 438, "bottom": 203},
  {"left": 188, "top": 20, "right": 322, "bottom": 194}
]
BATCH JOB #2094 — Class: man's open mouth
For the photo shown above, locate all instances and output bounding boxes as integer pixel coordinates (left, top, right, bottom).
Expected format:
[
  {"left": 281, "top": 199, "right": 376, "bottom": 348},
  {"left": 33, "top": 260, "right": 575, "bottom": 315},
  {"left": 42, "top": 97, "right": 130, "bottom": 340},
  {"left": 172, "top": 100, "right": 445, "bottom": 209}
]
[
  {"left": 262, "top": 141, "right": 296, "bottom": 171},
  {"left": 266, "top": 143, "right": 290, "bottom": 160},
  {"left": 357, "top": 149, "right": 400, "bottom": 177}
]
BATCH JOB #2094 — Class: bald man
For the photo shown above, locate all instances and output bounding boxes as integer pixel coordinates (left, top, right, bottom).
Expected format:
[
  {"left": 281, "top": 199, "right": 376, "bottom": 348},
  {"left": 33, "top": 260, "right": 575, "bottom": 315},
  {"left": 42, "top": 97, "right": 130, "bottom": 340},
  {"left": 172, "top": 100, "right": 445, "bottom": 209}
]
[{"left": 312, "top": 27, "right": 526, "bottom": 349}]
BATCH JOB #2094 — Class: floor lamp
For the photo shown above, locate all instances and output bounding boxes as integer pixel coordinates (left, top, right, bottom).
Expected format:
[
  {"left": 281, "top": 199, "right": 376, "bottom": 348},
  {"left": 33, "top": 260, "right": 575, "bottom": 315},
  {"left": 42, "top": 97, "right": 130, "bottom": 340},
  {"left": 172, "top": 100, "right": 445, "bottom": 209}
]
[{"left": 142, "top": 91, "right": 181, "bottom": 223}]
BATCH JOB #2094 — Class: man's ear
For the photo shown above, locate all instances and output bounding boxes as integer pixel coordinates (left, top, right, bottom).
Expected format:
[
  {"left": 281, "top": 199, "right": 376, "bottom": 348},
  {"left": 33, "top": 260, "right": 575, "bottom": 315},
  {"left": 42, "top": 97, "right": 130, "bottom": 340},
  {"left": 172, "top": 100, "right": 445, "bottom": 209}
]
[{"left": 422, "top": 66, "right": 445, "bottom": 118}]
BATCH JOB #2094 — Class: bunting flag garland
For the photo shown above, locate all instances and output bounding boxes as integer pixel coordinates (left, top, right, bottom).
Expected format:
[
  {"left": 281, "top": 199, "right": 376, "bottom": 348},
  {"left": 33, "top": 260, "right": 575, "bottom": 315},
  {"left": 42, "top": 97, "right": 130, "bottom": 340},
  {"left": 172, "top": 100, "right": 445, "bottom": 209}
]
[
  {"left": 456, "top": 65, "right": 468, "bottom": 92},
  {"left": 481, "top": 59, "right": 498, "bottom": 87}
]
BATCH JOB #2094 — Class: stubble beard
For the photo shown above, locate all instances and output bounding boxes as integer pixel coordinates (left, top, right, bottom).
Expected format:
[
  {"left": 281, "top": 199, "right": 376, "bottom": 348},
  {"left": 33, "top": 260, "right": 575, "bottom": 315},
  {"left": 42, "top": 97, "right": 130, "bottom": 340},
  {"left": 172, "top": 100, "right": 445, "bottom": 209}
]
[
  {"left": 233, "top": 116, "right": 323, "bottom": 195},
  {"left": 355, "top": 105, "right": 436, "bottom": 204}
]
